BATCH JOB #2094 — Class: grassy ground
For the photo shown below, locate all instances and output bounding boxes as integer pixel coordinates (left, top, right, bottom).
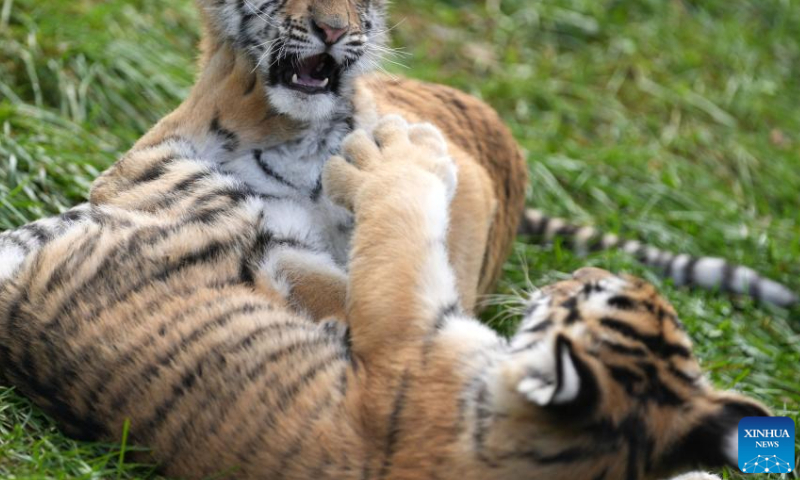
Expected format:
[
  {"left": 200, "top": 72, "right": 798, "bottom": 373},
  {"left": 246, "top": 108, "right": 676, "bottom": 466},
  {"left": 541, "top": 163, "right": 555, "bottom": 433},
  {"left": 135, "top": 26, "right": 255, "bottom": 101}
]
[{"left": 0, "top": 0, "right": 797, "bottom": 478}]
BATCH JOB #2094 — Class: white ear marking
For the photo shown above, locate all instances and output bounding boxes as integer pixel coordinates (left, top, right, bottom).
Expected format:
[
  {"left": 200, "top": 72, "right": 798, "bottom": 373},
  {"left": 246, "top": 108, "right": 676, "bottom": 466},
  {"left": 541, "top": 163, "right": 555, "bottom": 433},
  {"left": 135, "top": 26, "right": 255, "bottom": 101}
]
[
  {"left": 552, "top": 340, "right": 581, "bottom": 404},
  {"left": 517, "top": 337, "right": 582, "bottom": 406}
]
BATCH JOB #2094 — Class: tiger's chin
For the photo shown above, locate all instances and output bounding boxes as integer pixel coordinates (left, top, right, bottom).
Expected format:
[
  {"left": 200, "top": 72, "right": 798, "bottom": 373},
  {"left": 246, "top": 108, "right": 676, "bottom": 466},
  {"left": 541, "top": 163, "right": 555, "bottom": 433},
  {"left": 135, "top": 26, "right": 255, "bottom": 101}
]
[{"left": 266, "top": 85, "right": 341, "bottom": 122}]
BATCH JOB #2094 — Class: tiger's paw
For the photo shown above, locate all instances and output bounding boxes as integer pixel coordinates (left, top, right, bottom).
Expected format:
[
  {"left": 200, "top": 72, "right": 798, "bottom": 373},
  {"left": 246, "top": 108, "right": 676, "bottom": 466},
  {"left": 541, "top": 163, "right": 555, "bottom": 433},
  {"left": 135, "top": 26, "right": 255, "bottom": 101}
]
[{"left": 323, "top": 115, "right": 457, "bottom": 212}]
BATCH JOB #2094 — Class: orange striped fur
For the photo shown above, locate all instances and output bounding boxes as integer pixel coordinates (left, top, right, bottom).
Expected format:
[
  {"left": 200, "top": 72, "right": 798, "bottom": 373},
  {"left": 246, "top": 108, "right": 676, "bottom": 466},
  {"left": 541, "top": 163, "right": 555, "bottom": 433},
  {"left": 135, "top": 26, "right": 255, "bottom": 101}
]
[
  {"left": 0, "top": 2, "right": 770, "bottom": 480},
  {"left": 0, "top": 114, "right": 768, "bottom": 480}
]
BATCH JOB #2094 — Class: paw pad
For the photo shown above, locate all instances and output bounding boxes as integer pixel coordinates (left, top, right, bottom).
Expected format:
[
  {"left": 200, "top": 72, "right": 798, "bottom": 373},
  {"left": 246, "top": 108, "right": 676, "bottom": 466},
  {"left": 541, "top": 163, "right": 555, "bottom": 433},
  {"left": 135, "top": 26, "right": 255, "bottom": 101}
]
[{"left": 323, "top": 115, "right": 458, "bottom": 210}]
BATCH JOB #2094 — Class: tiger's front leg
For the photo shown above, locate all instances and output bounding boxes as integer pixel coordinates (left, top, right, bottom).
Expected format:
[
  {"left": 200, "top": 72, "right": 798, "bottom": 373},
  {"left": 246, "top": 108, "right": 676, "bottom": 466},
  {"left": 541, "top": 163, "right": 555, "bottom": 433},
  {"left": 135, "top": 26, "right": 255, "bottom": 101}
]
[{"left": 322, "top": 115, "right": 461, "bottom": 372}]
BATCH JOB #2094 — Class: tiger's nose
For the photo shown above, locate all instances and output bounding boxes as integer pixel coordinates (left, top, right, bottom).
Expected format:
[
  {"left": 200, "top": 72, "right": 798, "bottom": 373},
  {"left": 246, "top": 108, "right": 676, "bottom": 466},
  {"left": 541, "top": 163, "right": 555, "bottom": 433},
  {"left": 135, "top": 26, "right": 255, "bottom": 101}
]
[{"left": 312, "top": 20, "right": 348, "bottom": 45}]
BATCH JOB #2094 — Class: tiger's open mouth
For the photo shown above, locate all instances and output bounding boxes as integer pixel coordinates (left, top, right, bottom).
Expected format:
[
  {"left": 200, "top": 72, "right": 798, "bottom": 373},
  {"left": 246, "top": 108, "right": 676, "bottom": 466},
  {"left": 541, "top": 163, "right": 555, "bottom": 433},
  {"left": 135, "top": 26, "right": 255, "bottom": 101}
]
[{"left": 270, "top": 53, "right": 341, "bottom": 95}]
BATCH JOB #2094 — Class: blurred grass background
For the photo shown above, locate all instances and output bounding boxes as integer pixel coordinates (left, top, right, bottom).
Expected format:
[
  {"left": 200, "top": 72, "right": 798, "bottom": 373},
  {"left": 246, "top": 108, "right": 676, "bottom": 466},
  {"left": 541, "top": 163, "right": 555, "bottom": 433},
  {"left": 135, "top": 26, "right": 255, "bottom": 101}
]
[{"left": 0, "top": 0, "right": 798, "bottom": 478}]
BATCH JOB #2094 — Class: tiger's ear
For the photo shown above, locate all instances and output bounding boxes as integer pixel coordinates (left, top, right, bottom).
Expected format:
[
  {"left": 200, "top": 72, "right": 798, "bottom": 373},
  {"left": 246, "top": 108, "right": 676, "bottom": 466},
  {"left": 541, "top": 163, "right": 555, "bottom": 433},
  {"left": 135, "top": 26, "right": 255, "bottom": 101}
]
[
  {"left": 659, "top": 395, "right": 770, "bottom": 471},
  {"left": 522, "top": 336, "right": 599, "bottom": 411}
]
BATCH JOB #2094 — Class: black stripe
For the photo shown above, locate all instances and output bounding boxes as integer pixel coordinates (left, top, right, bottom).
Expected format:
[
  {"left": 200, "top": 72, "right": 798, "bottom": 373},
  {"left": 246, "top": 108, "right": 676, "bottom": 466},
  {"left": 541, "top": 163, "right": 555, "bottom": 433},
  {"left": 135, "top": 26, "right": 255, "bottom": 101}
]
[
  {"left": 667, "top": 364, "right": 698, "bottom": 385},
  {"left": 434, "top": 302, "right": 460, "bottom": 330},
  {"left": 555, "top": 223, "right": 580, "bottom": 242},
  {"left": 235, "top": 349, "right": 347, "bottom": 464},
  {"left": 172, "top": 170, "right": 211, "bottom": 193},
  {"left": 186, "top": 186, "right": 251, "bottom": 211},
  {"left": 240, "top": 230, "right": 272, "bottom": 284},
  {"left": 252, "top": 150, "right": 298, "bottom": 189},
  {"left": 0, "top": 233, "right": 31, "bottom": 254},
  {"left": 274, "top": 350, "right": 346, "bottom": 413},
  {"left": 608, "top": 361, "right": 685, "bottom": 406},
  {"left": 0, "top": 277, "right": 36, "bottom": 380},
  {"left": 528, "top": 213, "right": 549, "bottom": 237},
  {"left": 34, "top": 233, "right": 237, "bottom": 382},
  {"left": 275, "top": 393, "right": 334, "bottom": 472},
  {"left": 89, "top": 209, "right": 130, "bottom": 229},
  {"left": 720, "top": 262, "right": 735, "bottom": 292},
  {"left": 41, "top": 234, "right": 102, "bottom": 293},
  {"left": 582, "top": 281, "right": 605, "bottom": 295},
  {"left": 562, "top": 296, "right": 583, "bottom": 324},
  {"left": 190, "top": 206, "right": 230, "bottom": 225},
  {"left": 471, "top": 378, "right": 498, "bottom": 467},
  {"left": 111, "top": 303, "right": 269, "bottom": 414},
  {"left": 210, "top": 114, "right": 240, "bottom": 152},
  {"left": 0, "top": 301, "right": 109, "bottom": 440},
  {"left": 748, "top": 274, "right": 762, "bottom": 302},
  {"left": 147, "top": 171, "right": 211, "bottom": 210},
  {"left": 636, "top": 362, "right": 683, "bottom": 406},
  {"left": 608, "top": 295, "right": 637, "bottom": 310},
  {"left": 600, "top": 318, "right": 691, "bottom": 359},
  {"left": 603, "top": 341, "right": 647, "bottom": 358},
  {"left": 522, "top": 319, "right": 553, "bottom": 334},
  {"left": 378, "top": 370, "right": 411, "bottom": 479},
  {"left": 163, "top": 334, "right": 333, "bottom": 460},
  {"left": 681, "top": 256, "right": 699, "bottom": 286},
  {"left": 76, "top": 283, "right": 240, "bottom": 415},
  {"left": 634, "top": 245, "right": 650, "bottom": 264},
  {"left": 123, "top": 306, "right": 272, "bottom": 438},
  {"left": 622, "top": 416, "right": 644, "bottom": 480},
  {"left": 136, "top": 321, "right": 322, "bottom": 450},
  {"left": 131, "top": 155, "right": 177, "bottom": 184},
  {"left": 59, "top": 207, "right": 88, "bottom": 223},
  {"left": 608, "top": 365, "right": 644, "bottom": 394},
  {"left": 342, "top": 326, "right": 355, "bottom": 367},
  {"left": 41, "top": 221, "right": 222, "bottom": 324},
  {"left": 310, "top": 177, "right": 323, "bottom": 202},
  {"left": 583, "top": 232, "right": 606, "bottom": 253},
  {"left": 269, "top": 236, "right": 315, "bottom": 251},
  {"left": 19, "top": 223, "right": 51, "bottom": 243}
]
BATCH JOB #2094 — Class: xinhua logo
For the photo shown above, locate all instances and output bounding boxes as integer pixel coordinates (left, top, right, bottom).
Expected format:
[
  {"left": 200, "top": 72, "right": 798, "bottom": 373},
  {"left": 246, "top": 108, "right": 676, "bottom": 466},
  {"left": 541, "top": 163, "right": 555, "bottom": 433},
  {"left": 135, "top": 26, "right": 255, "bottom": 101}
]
[{"left": 738, "top": 417, "right": 795, "bottom": 474}]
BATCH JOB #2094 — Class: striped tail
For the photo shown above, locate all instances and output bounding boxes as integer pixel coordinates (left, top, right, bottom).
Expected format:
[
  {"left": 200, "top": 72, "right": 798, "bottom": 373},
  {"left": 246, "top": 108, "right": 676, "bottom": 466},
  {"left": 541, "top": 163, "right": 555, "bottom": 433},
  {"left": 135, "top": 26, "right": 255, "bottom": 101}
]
[
  {"left": 0, "top": 204, "right": 92, "bottom": 286},
  {"left": 518, "top": 209, "right": 798, "bottom": 308}
]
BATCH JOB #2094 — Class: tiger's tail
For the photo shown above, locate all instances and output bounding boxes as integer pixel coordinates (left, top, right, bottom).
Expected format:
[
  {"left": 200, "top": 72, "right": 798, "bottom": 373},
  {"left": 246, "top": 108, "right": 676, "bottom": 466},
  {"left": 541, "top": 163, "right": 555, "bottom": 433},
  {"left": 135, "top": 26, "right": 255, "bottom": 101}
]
[{"left": 518, "top": 208, "right": 798, "bottom": 308}]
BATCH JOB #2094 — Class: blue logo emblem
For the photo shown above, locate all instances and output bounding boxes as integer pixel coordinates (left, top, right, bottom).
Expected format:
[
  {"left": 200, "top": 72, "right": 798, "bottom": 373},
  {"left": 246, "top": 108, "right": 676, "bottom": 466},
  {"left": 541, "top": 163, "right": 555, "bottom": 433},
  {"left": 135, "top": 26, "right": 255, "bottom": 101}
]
[{"left": 738, "top": 417, "right": 795, "bottom": 474}]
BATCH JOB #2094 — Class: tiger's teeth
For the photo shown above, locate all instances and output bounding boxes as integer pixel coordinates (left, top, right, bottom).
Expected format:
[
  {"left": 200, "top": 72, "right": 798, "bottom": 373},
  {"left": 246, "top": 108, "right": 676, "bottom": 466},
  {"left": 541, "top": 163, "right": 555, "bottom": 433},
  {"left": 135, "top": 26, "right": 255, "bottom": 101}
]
[
  {"left": 321, "top": 78, "right": 329, "bottom": 87},
  {"left": 292, "top": 73, "right": 299, "bottom": 84}
]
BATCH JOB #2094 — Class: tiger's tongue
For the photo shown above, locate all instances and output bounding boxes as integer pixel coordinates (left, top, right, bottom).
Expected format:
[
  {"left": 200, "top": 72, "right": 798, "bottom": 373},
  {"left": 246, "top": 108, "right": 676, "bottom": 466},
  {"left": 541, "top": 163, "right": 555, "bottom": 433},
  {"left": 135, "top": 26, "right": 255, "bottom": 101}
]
[{"left": 292, "top": 55, "right": 329, "bottom": 88}]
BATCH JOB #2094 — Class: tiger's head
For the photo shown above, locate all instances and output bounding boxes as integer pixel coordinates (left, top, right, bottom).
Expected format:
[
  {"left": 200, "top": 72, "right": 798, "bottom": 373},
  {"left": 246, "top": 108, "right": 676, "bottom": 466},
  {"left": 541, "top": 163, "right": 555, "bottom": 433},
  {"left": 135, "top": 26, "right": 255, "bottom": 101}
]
[
  {"left": 510, "top": 268, "right": 770, "bottom": 479},
  {"left": 198, "top": 0, "right": 387, "bottom": 122}
]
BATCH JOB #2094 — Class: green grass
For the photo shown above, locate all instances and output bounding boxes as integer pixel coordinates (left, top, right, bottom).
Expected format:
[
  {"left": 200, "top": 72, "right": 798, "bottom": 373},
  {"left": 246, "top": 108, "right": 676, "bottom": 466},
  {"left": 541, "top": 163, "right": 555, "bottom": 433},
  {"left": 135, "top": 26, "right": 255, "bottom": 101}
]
[{"left": 0, "top": 0, "right": 798, "bottom": 478}]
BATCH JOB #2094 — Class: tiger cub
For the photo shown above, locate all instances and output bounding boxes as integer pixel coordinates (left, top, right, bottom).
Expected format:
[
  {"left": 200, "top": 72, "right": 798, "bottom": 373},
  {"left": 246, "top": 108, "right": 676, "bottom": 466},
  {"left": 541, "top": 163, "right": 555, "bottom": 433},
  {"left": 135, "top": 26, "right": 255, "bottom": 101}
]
[
  {"left": 185, "top": 0, "right": 795, "bottom": 309},
  {"left": 0, "top": 116, "right": 768, "bottom": 480},
  {"left": 83, "top": 0, "right": 527, "bottom": 318},
  {"left": 124, "top": 0, "right": 791, "bottom": 310}
]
